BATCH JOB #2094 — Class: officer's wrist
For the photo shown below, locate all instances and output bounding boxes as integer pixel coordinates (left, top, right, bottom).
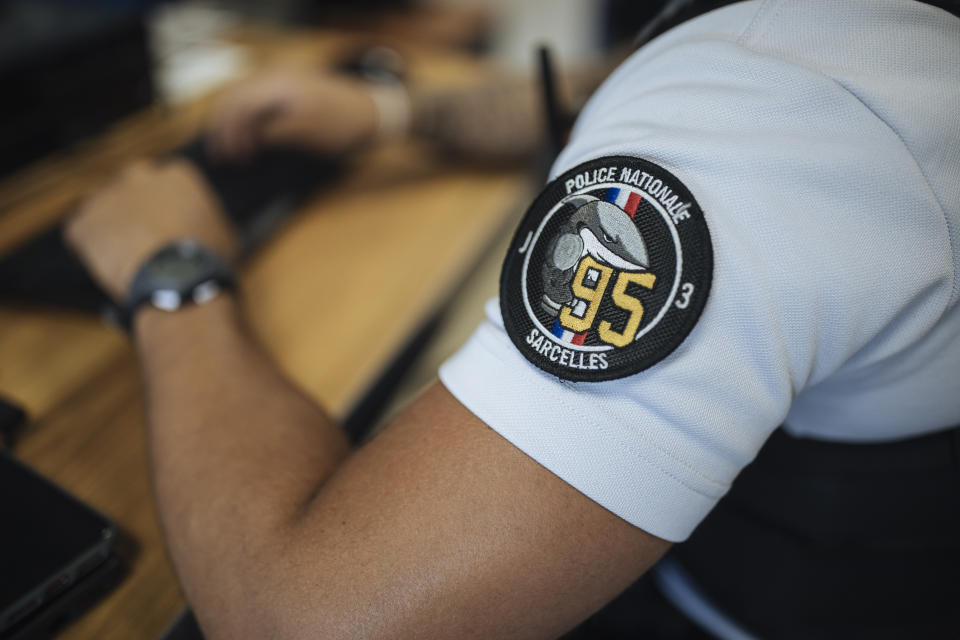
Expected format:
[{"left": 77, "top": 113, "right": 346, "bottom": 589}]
[{"left": 134, "top": 291, "right": 240, "bottom": 347}]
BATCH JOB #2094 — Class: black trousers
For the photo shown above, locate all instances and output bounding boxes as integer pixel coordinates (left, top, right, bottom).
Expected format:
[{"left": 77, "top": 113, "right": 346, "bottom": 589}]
[
  {"left": 562, "top": 571, "right": 713, "bottom": 640},
  {"left": 568, "top": 425, "right": 960, "bottom": 639}
]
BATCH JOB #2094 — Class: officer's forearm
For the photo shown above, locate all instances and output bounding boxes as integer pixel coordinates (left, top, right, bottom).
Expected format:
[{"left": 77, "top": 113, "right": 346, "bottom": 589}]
[{"left": 133, "top": 294, "right": 350, "bottom": 636}]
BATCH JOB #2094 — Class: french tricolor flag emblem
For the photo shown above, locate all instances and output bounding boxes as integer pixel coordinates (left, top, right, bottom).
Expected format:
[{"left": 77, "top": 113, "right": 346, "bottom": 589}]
[
  {"left": 605, "top": 187, "right": 642, "bottom": 217},
  {"left": 552, "top": 319, "right": 587, "bottom": 345}
]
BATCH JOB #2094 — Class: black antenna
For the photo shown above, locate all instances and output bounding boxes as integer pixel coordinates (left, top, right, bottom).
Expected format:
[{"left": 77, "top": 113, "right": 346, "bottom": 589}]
[{"left": 537, "top": 45, "right": 565, "bottom": 160}]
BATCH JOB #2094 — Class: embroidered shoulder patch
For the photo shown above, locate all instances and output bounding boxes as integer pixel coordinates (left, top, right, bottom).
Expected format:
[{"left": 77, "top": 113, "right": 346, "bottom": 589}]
[{"left": 500, "top": 156, "right": 712, "bottom": 382}]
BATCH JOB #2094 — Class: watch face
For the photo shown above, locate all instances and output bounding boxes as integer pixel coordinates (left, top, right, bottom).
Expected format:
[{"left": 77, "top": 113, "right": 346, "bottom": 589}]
[{"left": 145, "top": 244, "right": 212, "bottom": 286}]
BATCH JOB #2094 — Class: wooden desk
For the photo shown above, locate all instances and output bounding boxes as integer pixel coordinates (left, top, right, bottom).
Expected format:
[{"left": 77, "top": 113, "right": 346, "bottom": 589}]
[{"left": 0, "top": 30, "right": 530, "bottom": 639}]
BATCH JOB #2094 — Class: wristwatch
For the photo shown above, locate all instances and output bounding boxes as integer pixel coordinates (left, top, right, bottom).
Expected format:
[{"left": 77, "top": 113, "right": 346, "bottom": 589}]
[{"left": 117, "top": 240, "right": 235, "bottom": 332}]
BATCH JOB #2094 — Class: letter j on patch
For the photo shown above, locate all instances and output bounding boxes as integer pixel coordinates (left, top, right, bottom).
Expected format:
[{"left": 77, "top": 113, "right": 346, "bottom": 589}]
[{"left": 500, "top": 156, "right": 713, "bottom": 381}]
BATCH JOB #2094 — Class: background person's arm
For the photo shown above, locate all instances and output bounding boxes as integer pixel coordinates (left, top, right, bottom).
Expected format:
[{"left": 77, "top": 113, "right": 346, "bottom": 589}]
[
  {"left": 204, "top": 63, "right": 609, "bottom": 163},
  {"left": 407, "top": 64, "right": 607, "bottom": 161},
  {"left": 66, "top": 159, "right": 670, "bottom": 640}
]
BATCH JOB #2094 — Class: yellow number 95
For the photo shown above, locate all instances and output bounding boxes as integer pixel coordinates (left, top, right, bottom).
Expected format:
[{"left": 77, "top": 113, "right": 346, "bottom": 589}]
[{"left": 559, "top": 255, "right": 656, "bottom": 347}]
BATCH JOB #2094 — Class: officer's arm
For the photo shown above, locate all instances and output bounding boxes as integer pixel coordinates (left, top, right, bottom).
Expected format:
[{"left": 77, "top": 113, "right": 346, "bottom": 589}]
[{"left": 135, "top": 293, "right": 670, "bottom": 640}]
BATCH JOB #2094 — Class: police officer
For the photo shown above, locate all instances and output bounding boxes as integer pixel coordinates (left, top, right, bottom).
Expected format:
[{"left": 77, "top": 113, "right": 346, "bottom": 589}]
[{"left": 66, "top": 1, "right": 959, "bottom": 637}]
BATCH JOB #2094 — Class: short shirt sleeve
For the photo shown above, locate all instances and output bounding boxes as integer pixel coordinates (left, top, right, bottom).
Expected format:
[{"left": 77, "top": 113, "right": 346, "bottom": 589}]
[{"left": 441, "top": 0, "right": 959, "bottom": 542}]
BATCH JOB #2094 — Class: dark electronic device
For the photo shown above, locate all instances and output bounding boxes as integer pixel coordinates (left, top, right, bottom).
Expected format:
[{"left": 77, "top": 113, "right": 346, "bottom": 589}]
[
  {"left": 158, "top": 608, "right": 204, "bottom": 640},
  {"left": 1, "top": 555, "right": 125, "bottom": 640},
  {"left": 0, "top": 453, "right": 119, "bottom": 637},
  {"left": 0, "top": 1, "right": 154, "bottom": 180},
  {"left": 0, "top": 398, "right": 26, "bottom": 449}
]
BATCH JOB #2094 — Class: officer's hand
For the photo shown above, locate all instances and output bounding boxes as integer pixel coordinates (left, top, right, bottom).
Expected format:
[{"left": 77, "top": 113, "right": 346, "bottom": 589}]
[
  {"left": 65, "top": 159, "right": 237, "bottom": 302},
  {"left": 205, "top": 69, "right": 380, "bottom": 161}
]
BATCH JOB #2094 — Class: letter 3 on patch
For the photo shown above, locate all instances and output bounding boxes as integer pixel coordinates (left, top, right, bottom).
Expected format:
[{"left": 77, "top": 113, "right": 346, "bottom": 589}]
[{"left": 500, "top": 156, "right": 712, "bottom": 382}]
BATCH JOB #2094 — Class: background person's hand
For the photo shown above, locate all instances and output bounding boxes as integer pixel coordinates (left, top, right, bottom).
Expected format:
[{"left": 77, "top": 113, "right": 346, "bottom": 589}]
[
  {"left": 65, "top": 159, "right": 237, "bottom": 302},
  {"left": 205, "top": 69, "right": 380, "bottom": 161}
]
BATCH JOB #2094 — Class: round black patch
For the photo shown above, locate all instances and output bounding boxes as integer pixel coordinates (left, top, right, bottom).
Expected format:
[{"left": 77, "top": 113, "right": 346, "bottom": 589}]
[{"left": 500, "top": 156, "right": 712, "bottom": 382}]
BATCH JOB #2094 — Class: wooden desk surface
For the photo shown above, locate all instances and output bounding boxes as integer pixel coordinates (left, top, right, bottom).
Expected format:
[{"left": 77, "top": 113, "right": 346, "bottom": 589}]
[{"left": 0, "top": 29, "right": 530, "bottom": 639}]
